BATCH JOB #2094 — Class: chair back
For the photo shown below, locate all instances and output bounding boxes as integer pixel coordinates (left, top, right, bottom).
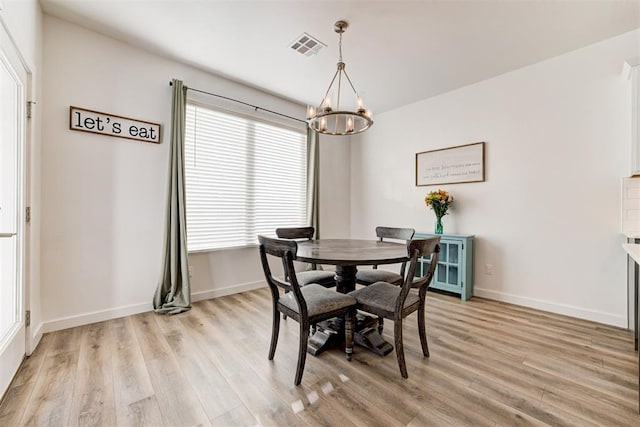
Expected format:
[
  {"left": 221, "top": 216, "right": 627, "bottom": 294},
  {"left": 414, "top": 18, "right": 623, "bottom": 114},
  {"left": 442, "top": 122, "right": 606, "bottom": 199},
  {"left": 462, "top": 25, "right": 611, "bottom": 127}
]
[
  {"left": 276, "top": 226, "right": 321, "bottom": 270},
  {"left": 375, "top": 226, "right": 415, "bottom": 242},
  {"left": 396, "top": 237, "right": 441, "bottom": 312},
  {"left": 275, "top": 227, "right": 315, "bottom": 240},
  {"left": 258, "top": 235, "right": 308, "bottom": 315},
  {"left": 374, "top": 227, "right": 415, "bottom": 275}
]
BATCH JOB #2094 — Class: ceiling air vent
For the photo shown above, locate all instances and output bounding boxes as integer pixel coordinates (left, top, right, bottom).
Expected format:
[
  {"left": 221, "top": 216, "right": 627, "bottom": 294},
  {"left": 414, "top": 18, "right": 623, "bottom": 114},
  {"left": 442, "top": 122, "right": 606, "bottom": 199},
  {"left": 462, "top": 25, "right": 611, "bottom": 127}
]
[{"left": 289, "top": 33, "right": 326, "bottom": 57}]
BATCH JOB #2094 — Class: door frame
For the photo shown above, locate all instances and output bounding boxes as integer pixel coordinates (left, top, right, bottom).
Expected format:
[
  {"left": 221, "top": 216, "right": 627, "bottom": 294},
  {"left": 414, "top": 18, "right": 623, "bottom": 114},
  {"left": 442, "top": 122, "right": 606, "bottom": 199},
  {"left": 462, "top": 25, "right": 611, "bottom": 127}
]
[{"left": 0, "top": 14, "right": 31, "bottom": 398}]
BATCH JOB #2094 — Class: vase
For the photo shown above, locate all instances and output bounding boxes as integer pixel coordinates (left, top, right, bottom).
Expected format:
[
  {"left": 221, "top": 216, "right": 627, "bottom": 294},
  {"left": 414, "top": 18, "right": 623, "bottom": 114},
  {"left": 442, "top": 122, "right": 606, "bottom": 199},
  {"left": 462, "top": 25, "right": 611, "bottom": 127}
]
[{"left": 434, "top": 217, "right": 443, "bottom": 234}]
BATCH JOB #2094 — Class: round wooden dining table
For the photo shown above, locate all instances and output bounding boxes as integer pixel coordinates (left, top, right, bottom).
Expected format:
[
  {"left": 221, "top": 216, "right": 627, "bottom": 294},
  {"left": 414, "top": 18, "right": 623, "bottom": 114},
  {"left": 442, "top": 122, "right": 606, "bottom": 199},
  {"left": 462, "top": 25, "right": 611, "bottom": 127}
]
[
  {"left": 296, "top": 239, "right": 409, "bottom": 356},
  {"left": 297, "top": 239, "right": 408, "bottom": 291}
]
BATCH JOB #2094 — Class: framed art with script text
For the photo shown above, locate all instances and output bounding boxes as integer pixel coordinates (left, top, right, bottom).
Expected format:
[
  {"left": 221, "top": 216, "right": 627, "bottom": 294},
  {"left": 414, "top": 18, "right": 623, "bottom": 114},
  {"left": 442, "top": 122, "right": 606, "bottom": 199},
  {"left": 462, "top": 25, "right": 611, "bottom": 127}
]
[{"left": 416, "top": 142, "right": 485, "bottom": 186}]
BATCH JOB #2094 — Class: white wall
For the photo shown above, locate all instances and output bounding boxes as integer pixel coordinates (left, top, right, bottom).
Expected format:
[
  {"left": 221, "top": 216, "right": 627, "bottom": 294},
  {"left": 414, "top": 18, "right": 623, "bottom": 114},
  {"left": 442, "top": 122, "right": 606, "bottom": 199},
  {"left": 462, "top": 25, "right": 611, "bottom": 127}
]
[
  {"left": 0, "top": 0, "right": 43, "bottom": 352},
  {"left": 41, "top": 16, "right": 351, "bottom": 331},
  {"left": 351, "top": 30, "right": 639, "bottom": 327},
  {"left": 320, "top": 135, "right": 351, "bottom": 238}
]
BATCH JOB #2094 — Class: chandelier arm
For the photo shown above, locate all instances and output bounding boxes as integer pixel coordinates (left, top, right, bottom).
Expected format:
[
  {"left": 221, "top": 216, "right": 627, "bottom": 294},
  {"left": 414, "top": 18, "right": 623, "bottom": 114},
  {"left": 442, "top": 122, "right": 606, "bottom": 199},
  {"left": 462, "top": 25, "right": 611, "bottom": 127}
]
[
  {"left": 317, "top": 68, "right": 341, "bottom": 108},
  {"left": 341, "top": 69, "right": 360, "bottom": 98}
]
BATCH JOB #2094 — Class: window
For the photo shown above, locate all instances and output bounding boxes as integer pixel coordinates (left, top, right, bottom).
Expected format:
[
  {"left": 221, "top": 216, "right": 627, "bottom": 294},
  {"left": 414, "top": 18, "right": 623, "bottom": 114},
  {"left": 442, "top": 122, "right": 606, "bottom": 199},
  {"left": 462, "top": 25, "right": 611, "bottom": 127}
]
[{"left": 184, "top": 103, "right": 307, "bottom": 251}]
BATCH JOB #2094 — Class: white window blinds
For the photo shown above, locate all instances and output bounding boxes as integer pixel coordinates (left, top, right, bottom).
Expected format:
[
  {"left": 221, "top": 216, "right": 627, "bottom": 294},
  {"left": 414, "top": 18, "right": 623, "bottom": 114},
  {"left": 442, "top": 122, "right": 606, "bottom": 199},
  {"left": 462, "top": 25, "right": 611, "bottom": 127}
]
[{"left": 184, "top": 103, "right": 307, "bottom": 251}]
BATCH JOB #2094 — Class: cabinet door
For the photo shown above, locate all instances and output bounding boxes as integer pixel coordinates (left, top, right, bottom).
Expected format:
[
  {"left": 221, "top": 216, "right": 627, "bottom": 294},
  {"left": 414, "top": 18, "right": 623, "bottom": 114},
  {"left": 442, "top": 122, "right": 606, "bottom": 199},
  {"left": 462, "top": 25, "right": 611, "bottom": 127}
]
[
  {"left": 416, "top": 258, "right": 428, "bottom": 277},
  {"left": 630, "top": 66, "right": 640, "bottom": 176},
  {"left": 433, "top": 240, "right": 463, "bottom": 292},
  {"left": 415, "top": 240, "right": 462, "bottom": 288}
]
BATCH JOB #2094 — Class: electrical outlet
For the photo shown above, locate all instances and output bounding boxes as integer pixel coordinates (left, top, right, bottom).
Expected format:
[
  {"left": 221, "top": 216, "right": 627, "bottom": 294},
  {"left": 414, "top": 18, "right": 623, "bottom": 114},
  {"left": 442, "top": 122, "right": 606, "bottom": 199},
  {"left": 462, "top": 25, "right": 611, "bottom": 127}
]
[
  {"left": 484, "top": 264, "right": 493, "bottom": 275},
  {"left": 188, "top": 265, "right": 194, "bottom": 278}
]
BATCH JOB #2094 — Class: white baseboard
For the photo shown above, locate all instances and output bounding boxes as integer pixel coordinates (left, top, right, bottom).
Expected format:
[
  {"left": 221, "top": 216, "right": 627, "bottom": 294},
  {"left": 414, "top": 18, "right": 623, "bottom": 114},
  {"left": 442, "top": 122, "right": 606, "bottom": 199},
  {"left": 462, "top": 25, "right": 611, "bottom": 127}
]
[
  {"left": 42, "top": 301, "right": 152, "bottom": 333},
  {"left": 474, "top": 287, "right": 627, "bottom": 328},
  {"left": 41, "top": 280, "right": 267, "bottom": 334},
  {"left": 192, "top": 280, "right": 265, "bottom": 302}
]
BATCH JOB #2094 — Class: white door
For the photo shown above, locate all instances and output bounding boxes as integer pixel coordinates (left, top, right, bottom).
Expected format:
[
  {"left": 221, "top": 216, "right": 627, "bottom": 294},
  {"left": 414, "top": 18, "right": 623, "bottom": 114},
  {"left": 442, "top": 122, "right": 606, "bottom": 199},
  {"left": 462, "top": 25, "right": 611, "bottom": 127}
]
[{"left": 0, "top": 19, "right": 27, "bottom": 397}]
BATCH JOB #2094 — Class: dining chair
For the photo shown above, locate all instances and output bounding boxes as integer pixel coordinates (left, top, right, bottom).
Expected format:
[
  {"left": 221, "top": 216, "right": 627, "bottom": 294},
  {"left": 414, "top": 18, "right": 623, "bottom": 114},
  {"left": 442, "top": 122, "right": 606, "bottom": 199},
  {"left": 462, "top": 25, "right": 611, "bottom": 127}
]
[
  {"left": 355, "top": 226, "right": 415, "bottom": 286},
  {"left": 258, "top": 235, "right": 357, "bottom": 385},
  {"left": 349, "top": 236, "right": 440, "bottom": 379},
  {"left": 276, "top": 227, "right": 336, "bottom": 288}
]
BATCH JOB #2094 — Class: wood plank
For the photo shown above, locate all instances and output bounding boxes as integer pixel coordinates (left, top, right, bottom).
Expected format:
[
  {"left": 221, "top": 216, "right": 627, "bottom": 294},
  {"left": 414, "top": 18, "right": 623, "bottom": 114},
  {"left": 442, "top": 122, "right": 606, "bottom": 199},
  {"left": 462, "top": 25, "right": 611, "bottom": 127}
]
[
  {"left": 47, "top": 326, "right": 83, "bottom": 356},
  {"left": 0, "top": 333, "right": 53, "bottom": 424},
  {"left": 193, "top": 298, "right": 312, "bottom": 426},
  {"left": 124, "top": 395, "right": 164, "bottom": 427},
  {"left": 109, "top": 316, "right": 162, "bottom": 426},
  {"left": 153, "top": 307, "right": 247, "bottom": 422},
  {"left": 68, "top": 321, "right": 116, "bottom": 427},
  {"left": 20, "top": 335, "right": 80, "bottom": 426},
  {"left": 211, "top": 403, "right": 260, "bottom": 427},
  {"left": 130, "top": 312, "right": 212, "bottom": 427},
  {"left": 432, "top": 331, "right": 639, "bottom": 424}
]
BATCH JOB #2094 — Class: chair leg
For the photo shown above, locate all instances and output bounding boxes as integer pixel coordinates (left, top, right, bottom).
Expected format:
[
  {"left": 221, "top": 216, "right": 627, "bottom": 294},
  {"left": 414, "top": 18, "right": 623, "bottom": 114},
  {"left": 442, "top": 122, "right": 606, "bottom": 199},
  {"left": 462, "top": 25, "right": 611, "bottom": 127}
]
[
  {"left": 294, "top": 320, "right": 310, "bottom": 386},
  {"left": 394, "top": 318, "right": 408, "bottom": 378},
  {"left": 268, "top": 307, "right": 281, "bottom": 360},
  {"left": 418, "top": 301, "right": 430, "bottom": 357},
  {"left": 283, "top": 290, "right": 289, "bottom": 320},
  {"left": 345, "top": 310, "right": 354, "bottom": 361},
  {"left": 377, "top": 317, "right": 384, "bottom": 334}
]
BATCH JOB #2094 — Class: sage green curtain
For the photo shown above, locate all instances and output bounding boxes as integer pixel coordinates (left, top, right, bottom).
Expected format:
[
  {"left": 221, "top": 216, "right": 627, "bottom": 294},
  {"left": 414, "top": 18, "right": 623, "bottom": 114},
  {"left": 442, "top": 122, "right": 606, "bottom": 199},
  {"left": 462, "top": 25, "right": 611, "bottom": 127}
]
[
  {"left": 306, "top": 127, "right": 320, "bottom": 238},
  {"left": 153, "top": 79, "right": 191, "bottom": 314}
]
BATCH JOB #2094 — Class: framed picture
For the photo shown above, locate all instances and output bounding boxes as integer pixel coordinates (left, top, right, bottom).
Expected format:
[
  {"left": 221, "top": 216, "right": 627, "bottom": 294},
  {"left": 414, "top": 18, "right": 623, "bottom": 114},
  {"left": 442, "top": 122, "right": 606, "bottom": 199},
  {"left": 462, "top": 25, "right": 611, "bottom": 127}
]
[
  {"left": 69, "top": 106, "right": 161, "bottom": 144},
  {"left": 415, "top": 142, "right": 485, "bottom": 186}
]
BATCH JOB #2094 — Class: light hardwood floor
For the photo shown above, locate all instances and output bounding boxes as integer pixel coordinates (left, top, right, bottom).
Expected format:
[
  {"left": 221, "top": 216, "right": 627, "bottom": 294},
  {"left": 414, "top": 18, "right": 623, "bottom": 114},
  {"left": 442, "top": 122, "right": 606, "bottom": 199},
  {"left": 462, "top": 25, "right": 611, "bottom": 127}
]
[{"left": 1, "top": 288, "right": 639, "bottom": 426}]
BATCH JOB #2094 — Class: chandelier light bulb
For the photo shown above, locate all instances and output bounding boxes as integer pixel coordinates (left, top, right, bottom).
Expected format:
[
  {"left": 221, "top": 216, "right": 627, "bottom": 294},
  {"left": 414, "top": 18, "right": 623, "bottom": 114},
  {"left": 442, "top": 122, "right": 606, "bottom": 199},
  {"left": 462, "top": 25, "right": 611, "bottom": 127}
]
[
  {"left": 307, "top": 105, "right": 315, "bottom": 120},
  {"left": 323, "top": 96, "right": 332, "bottom": 111},
  {"left": 347, "top": 117, "right": 354, "bottom": 133}
]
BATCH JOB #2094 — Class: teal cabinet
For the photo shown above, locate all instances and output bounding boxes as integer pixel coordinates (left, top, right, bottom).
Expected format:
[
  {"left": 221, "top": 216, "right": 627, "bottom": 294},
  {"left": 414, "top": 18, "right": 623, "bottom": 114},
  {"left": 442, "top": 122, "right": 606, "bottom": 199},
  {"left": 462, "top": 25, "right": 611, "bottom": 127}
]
[{"left": 414, "top": 233, "right": 474, "bottom": 301}]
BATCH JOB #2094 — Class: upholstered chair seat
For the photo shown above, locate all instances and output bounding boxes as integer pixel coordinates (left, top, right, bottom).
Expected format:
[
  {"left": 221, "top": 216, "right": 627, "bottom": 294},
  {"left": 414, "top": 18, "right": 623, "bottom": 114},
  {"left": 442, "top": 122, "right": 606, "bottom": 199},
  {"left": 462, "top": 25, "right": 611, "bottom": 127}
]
[
  {"left": 279, "top": 284, "right": 356, "bottom": 317},
  {"left": 355, "top": 270, "right": 404, "bottom": 286},
  {"left": 295, "top": 270, "right": 336, "bottom": 288},
  {"left": 349, "top": 281, "right": 420, "bottom": 319}
]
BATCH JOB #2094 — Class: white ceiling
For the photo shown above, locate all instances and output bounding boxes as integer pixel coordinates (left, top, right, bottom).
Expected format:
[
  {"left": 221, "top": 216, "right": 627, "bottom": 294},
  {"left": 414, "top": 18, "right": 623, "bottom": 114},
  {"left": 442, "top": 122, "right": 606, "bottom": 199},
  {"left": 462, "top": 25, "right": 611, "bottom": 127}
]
[{"left": 41, "top": 0, "right": 640, "bottom": 114}]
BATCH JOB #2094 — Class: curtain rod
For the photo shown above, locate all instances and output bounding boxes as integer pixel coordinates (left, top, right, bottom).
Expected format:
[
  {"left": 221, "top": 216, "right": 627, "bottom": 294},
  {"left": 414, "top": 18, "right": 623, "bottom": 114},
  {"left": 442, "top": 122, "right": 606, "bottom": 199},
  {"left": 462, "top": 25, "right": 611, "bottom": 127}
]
[{"left": 169, "top": 81, "right": 307, "bottom": 125}]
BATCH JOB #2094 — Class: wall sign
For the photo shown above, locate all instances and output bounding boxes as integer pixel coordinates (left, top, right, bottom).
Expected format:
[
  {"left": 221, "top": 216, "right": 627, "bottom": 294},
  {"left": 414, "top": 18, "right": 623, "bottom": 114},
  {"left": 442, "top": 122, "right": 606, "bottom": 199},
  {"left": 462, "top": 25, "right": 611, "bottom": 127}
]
[
  {"left": 69, "top": 106, "right": 161, "bottom": 144},
  {"left": 416, "top": 142, "right": 485, "bottom": 186}
]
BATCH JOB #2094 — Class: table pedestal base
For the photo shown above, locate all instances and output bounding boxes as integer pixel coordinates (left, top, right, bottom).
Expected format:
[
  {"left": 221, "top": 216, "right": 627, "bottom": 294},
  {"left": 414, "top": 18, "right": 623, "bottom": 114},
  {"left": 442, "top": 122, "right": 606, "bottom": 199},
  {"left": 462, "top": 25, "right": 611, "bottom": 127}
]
[
  {"left": 307, "top": 318, "right": 341, "bottom": 356},
  {"left": 354, "top": 326, "right": 394, "bottom": 356},
  {"left": 305, "top": 262, "right": 395, "bottom": 357},
  {"left": 307, "top": 313, "right": 393, "bottom": 357}
]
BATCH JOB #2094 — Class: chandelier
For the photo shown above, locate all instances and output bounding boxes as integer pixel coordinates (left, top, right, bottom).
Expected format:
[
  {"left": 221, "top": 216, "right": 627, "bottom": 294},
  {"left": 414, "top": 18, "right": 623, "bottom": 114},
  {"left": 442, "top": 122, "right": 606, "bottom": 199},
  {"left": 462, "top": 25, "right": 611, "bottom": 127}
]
[{"left": 307, "top": 20, "right": 373, "bottom": 136}]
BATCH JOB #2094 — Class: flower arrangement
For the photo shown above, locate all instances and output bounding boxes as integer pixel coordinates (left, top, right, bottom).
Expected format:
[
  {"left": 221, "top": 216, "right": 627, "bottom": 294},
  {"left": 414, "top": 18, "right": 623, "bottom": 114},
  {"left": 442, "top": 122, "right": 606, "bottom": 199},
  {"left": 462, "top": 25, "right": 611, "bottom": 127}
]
[
  {"left": 424, "top": 189, "right": 453, "bottom": 218},
  {"left": 425, "top": 190, "right": 453, "bottom": 234}
]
